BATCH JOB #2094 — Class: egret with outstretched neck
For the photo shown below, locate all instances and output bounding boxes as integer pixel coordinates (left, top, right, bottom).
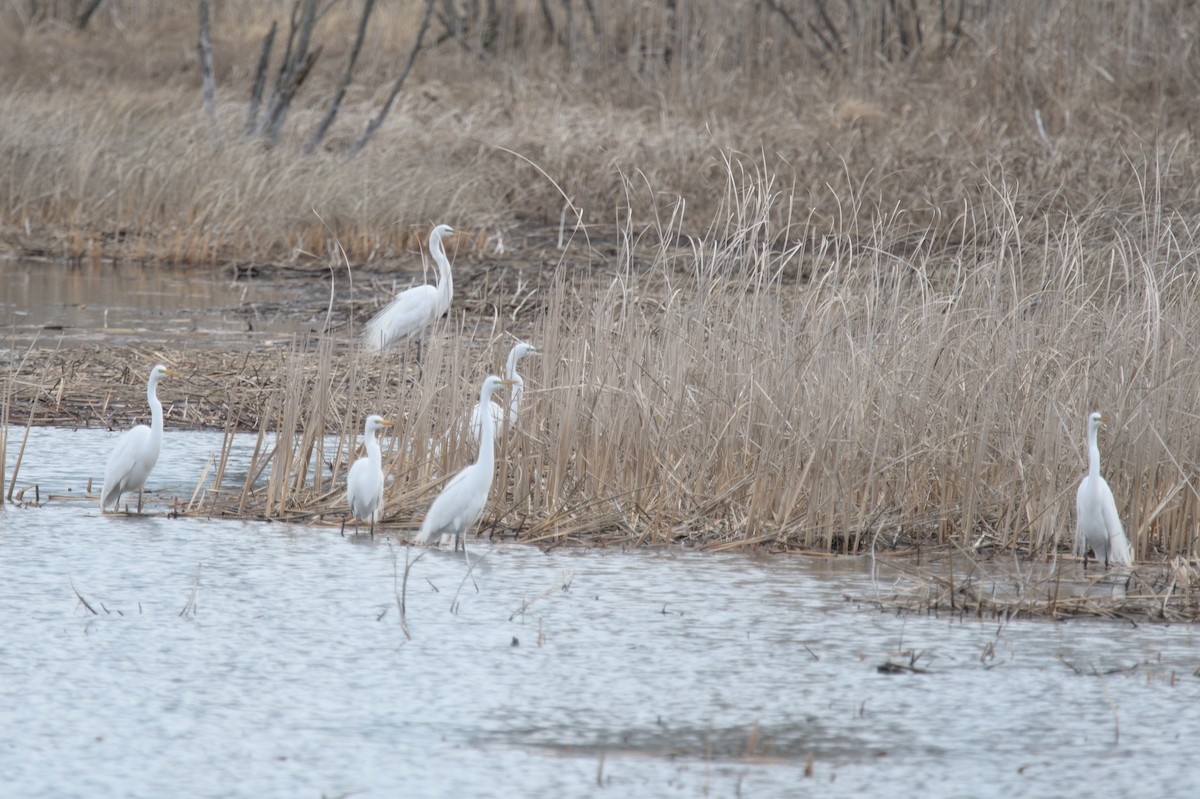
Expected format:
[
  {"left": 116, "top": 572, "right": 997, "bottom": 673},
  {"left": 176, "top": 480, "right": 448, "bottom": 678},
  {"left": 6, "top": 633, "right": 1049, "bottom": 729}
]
[
  {"left": 469, "top": 341, "right": 538, "bottom": 446},
  {"left": 1074, "top": 412, "right": 1133, "bottom": 570},
  {"left": 417, "top": 375, "right": 515, "bottom": 548},
  {"left": 346, "top": 414, "right": 395, "bottom": 537},
  {"left": 99, "top": 364, "right": 180, "bottom": 513}
]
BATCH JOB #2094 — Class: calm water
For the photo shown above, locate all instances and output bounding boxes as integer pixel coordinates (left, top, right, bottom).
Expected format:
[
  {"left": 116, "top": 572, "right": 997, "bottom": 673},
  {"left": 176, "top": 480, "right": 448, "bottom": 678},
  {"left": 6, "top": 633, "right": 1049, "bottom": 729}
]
[
  {"left": 2, "top": 427, "right": 1198, "bottom": 797},
  {"left": 0, "top": 260, "right": 323, "bottom": 345}
]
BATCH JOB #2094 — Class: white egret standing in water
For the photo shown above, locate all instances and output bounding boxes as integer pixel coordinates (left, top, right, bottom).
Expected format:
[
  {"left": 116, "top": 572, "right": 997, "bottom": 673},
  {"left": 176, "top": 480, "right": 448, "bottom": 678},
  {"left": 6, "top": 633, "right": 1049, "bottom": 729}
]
[
  {"left": 1074, "top": 412, "right": 1133, "bottom": 570},
  {"left": 99, "top": 364, "right": 180, "bottom": 513},
  {"left": 363, "top": 224, "right": 455, "bottom": 359},
  {"left": 346, "top": 414, "right": 395, "bottom": 537},
  {"left": 417, "top": 375, "right": 514, "bottom": 548},
  {"left": 469, "top": 340, "right": 538, "bottom": 446}
]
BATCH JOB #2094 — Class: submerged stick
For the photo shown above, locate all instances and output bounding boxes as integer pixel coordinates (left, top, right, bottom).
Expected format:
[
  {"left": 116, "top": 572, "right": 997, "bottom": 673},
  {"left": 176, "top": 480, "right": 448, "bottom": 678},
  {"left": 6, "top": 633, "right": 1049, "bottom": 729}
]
[
  {"left": 70, "top": 578, "right": 98, "bottom": 616},
  {"left": 508, "top": 570, "right": 575, "bottom": 622},
  {"left": 391, "top": 544, "right": 424, "bottom": 640},
  {"left": 450, "top": 548, "right": 491, "bottom": 616},
  {"left": 179, "top": 563, "right": 202, "bottom": 618}
]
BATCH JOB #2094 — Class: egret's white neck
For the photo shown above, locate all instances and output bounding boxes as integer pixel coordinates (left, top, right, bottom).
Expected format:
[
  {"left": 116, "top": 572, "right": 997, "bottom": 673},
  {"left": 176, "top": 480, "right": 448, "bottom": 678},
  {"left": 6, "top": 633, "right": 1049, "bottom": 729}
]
[
  {"left": 148, "top": 373, "right": 165, "bottom": 443},
  {"left": 504, "top": 347, "right": 523, "bottom": 380},
  {"left": 432, "top": 233, "right": 453, "bottom": 314},
  {"left": 477, "top": 384, "right": 498, "bottom": 466},
  {"left": 1087, "top": 421, "right": 1102, "bottom": 478},
  {"left": 366, "top": 430, "right": 381, "bottom": 470},
  {"left": 507, "top": 376, "right": 525, "bottom": 425}
]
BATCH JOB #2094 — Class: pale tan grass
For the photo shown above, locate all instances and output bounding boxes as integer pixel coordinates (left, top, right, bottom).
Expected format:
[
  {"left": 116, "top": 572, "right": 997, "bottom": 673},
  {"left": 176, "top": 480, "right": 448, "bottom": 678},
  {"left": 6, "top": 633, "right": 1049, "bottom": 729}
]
[
  {"left": 5, "top": 3, "right": 1200, "bottom": 565},
  {"left": 5, "top": 2, "right": 1200, "bottom": 264}
]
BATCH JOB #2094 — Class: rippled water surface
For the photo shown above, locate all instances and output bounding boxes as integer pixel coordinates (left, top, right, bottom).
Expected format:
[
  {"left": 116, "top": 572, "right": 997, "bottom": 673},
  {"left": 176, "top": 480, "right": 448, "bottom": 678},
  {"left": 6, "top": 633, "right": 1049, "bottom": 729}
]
[{"left": 3, "top": 427, "right": 1199, "bottom": 798}]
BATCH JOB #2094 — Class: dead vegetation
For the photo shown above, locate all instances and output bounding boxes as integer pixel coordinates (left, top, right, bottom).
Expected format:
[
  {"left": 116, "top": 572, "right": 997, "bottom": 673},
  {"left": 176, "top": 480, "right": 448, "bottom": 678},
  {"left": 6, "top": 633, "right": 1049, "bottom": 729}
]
[
  {"left": 4, "top": 1, "right": 1200, "bottom": 615},
  {"left": 861, "top": 551, "right": 1200, "bottom": 623},
  {"left": 1, "top": 1, "right": 1198, "bottom": 266}
]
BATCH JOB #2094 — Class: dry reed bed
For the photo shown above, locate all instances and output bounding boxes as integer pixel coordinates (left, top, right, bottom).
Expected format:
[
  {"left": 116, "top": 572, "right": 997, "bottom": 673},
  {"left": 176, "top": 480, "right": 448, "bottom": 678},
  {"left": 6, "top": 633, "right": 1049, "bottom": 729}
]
[
  {"left": 2, "top": 157, "right": 1199, "bottom": 569},
  {"left": 9, "top": 167, "right": 1198, "bottom": 572},
  {"left": 2, "top": 2, "right": 1199, "bottom": 266}
]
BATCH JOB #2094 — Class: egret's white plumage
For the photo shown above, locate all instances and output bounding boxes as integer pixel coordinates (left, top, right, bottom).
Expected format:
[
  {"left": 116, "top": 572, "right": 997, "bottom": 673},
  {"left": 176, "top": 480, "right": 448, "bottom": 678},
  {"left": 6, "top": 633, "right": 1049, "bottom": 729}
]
[
  {"left": 417, "top": 375, "right": 514, "bottom": 548},
  {"left": 363, "top": 224, "right": 455, "bottom": 352},
  {"left": 1074, "top": 412, "right": 1133, "bottom": 570},
  {"left": 346, "top": 414, "right": 395, "bottom": 537},
  {"left": 99, "top": 364, "right": 179, "bottom": 513},
  {"left": 469, "top": 341, "right": 538, "bottom": 446}
]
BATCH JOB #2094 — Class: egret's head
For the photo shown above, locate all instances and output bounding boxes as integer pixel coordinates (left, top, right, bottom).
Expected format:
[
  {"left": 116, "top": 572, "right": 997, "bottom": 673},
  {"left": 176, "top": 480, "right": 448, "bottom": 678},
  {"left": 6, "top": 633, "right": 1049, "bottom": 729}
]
[
  {"left": 365, "top": 414, "right": 395, "bottom": 432},
  {"left": 1088, "top": 411, "right": 1110, "bottom": 428},
  {"left": 431, "top": 223, "right": 455, "bottom": 240},
  {"left": 152, "top": 364, "right": 180, "bottom": 379},
  {"left": 514, "top": 341, "right": 539, "bottom": 360},
  {"left": 482, "top": 375, "right": 517, "bottom": 394}
]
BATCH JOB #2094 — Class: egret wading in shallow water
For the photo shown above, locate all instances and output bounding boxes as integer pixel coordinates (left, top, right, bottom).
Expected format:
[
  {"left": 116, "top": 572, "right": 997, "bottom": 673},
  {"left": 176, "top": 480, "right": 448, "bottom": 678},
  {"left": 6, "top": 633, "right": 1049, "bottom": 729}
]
[
  {"left": 345, "top": 414, "right": 395, "bottom": 538},
  {"left": 469, "top": 341, "right": 538, "bottom": 447},
  {"left": 363, "top": 224, "right": 455, "bottom": 360},
  {"left": 1074, "top": 412, "right": 1133, "bottom": 570},
  {"left": 417, "top": 375, "right": 515, "bottom": 549},
  {"left": 99, "top": 364, "right": 180, "bottom": 513}
]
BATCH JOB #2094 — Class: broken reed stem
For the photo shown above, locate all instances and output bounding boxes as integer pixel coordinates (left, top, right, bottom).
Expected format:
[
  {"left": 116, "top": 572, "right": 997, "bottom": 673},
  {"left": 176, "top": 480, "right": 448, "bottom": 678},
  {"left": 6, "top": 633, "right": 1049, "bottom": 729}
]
[
  {"left": 207, "top": 407, "right": 237, "bottom": 513},
  {"left": 450, "top": 547, "right": 488, "bottom": 616},
  {"left": 508, "top": 571, "right": 574, "bottom": 622},
  {"left": 6, "top": 406, "right": 35, "bottom": 503},
  {"left": 393, "top": 544, "right": 424, "bottom": 640},
  {"left": 186, "top": 453, "right": 214, "bottom": 513},
  {"left": 179, "top": 563, "right": 202, "bottom": 619},
  {"left": 70, "top": 578, "right": 98, "bottom": 616}
]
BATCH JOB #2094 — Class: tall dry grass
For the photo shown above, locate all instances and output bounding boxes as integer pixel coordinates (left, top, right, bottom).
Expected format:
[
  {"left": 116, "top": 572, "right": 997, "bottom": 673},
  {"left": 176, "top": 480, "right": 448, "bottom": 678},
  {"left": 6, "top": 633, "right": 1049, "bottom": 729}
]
[
  {"left": 189, "top": 157, "right": 1200, "bottom": 560},
  {"left": 5, "top": 1, "right": 1200, "bottom": 560},
  {"left": 1, "top": 1, "right": 1198, "bottom": 264}
]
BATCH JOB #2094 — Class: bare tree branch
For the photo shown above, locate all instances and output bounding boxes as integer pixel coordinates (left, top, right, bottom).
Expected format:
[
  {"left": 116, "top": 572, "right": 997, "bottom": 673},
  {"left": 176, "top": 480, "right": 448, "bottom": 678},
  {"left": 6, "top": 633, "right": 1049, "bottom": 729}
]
[
  {"left": 260, "top": 0, "right": 321, "bottom": 143},
  {"left": 759, "top": 0, "right": 806, "bottom": 43},
  {"left": 305, "top": 0, "right": 377, "bottom": 154},
  {"left": 346, "top": 0, "right": 437, "bottom": 159},
  {"left": 197, "top": 0, "right": 218, "bottom": 131},
  {"left": 246, "top": 21, "right": 277, "bottom": 136},
  {"left": 75, "top": 0, "right": 104, "bottom": 30}
]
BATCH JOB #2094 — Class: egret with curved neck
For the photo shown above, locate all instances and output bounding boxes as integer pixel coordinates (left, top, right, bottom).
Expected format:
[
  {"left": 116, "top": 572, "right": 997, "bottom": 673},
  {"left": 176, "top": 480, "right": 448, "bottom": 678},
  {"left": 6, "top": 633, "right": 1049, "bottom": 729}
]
[
  {"left": 346, "top": 414, "right": 395, "bottom": 537},
  {"left": 364, "top": 224, "right": 455, "bottom": 357},
  {"left": 1074, "top": 411, "right": 1133, "bottom": 570},
  {"left": 100, "top": 364, "right": 180, "bottom": 513},
  {"left": 469, "top": 341, "right": 538, "bottom": 446},
  {"left": 417, "top": 375, "right": 515, "bottom": 549}
]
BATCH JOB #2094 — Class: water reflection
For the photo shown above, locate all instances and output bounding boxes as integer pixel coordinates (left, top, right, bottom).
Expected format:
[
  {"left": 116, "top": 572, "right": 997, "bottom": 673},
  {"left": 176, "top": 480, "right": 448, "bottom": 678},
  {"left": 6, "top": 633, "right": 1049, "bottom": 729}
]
[
  {"left": 1, "top": 429, "right": 1198, "bottom": 797},
  {"left": 0, "top": 260, "right": 322, "bottom": 346}
]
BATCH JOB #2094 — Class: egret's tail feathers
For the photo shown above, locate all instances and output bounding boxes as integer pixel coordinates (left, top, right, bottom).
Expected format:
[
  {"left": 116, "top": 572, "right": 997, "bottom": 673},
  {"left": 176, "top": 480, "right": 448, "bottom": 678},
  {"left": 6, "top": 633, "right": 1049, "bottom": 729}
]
[{"left": 1108, "top": 532, "right": 1134, "bottom": 566}]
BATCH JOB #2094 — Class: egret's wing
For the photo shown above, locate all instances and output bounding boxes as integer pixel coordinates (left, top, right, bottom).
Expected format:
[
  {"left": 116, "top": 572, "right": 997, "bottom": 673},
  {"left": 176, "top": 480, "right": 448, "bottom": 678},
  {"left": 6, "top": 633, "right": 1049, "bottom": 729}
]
[
  {"left": 417, "top": 466, "right": 485, "bottom": 543},
  {"left": 364, "top": 284, "right": 438, "bottom": 350},
  {"left": 346, "top": 458, "right": 370, "bottom": 519},
  {"left": 1073, "top": 481, "right": 1087, "bottom": 557},
  {"left": 1101, "top": 497, "right": 1132, "bottom": 566},
  {"left": 101, "top": 426, "right": 150, "bottom": 507}
]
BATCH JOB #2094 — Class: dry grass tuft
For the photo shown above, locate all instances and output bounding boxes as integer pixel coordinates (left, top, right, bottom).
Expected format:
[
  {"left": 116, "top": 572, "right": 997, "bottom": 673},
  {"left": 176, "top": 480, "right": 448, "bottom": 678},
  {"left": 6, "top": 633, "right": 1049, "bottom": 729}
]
[{"left": 862, "top": 551, "right": 1200, "bottom": 623}]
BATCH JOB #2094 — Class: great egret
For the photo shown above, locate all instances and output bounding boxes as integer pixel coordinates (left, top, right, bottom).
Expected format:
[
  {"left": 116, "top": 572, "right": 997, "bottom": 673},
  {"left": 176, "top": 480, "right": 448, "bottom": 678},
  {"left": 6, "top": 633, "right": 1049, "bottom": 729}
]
[
  {"left": 469, "top": 340, "right": 538, "bottom": 446},
  {"left": 99, "top": 364, "right": 180, "bottom": 513},
  {"left": 345, "top": 414, "right": 395, "bottom": 537},
  {"left": 416, "top": 375, "right": 515, "bottom": 548},
  {"left": 1074, "top": 412, "right": 1133, "bottom": 570},
  {"left": 363, "top": 224, "right": 455, "bottom": 355}
]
